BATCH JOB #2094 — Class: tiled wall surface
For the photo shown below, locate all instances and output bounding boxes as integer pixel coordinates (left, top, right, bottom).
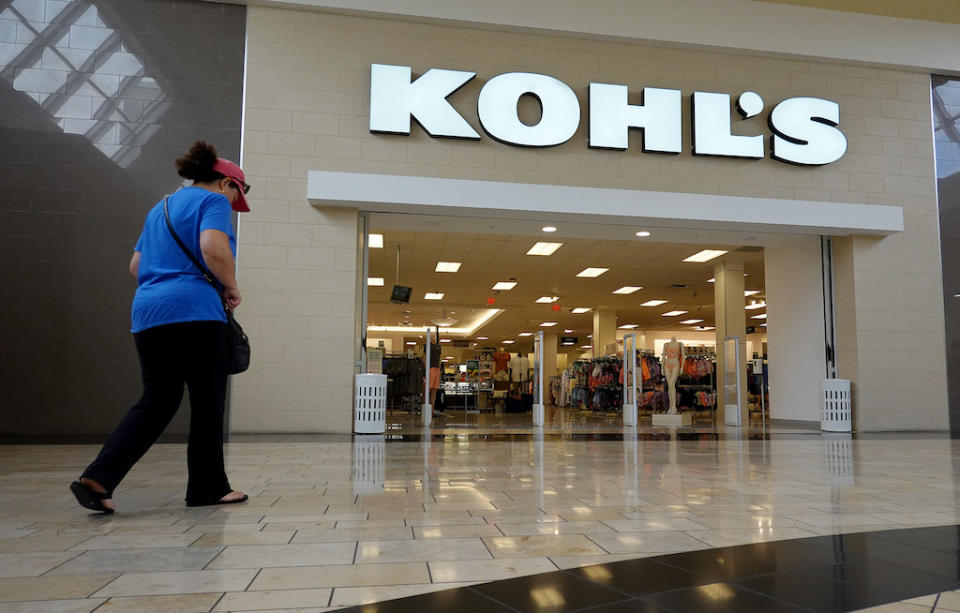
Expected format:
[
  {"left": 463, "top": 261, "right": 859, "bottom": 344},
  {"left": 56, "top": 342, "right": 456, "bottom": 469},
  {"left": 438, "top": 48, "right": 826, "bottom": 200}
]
[
  {"left": 241, "top": 6, "right": 947, "bottom": 432},
  {"left": 0, "top": 0, "right": 245, "bottom": 437}
]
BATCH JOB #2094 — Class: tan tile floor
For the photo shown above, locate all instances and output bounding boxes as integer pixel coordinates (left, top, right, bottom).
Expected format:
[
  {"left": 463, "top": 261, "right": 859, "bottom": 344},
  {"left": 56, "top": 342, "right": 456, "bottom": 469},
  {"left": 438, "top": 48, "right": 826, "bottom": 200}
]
[{"left": 1, "top": 427, "right": 959, "bottom": 611}]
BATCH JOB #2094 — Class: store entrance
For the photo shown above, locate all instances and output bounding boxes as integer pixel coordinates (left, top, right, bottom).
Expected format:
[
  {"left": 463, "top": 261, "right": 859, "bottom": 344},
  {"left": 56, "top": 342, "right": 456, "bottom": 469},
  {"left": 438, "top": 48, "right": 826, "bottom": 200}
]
[{"left": 363, "top": 214, "right": 777, "bottom": 432}]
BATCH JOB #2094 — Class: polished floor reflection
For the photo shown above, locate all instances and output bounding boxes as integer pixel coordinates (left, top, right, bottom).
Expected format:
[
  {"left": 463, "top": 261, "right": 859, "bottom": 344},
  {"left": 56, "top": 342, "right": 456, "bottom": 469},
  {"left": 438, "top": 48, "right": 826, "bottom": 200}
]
[{"left": 0, "top": 432, "right": 959, "bottom": 611}]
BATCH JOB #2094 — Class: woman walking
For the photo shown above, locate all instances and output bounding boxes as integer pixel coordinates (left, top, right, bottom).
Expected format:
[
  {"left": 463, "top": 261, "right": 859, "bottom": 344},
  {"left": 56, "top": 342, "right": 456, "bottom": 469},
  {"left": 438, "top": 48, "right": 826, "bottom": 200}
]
[{"left": 70, "top": 141, "right": 251, "bottom": 513}]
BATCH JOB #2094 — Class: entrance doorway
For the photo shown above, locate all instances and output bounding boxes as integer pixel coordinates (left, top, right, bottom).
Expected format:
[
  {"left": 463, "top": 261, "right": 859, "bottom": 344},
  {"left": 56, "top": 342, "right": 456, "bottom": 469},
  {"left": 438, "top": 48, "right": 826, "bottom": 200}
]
[{"left": 363, "top": 214, "right": 777, "bottom": 432}]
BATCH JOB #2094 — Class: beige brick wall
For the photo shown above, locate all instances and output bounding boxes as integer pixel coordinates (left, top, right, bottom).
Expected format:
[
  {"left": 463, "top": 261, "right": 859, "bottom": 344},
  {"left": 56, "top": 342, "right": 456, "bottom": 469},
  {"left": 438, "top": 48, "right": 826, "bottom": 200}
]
[{"left": 237, "top": 5, "right": 946, "bottom": 432}]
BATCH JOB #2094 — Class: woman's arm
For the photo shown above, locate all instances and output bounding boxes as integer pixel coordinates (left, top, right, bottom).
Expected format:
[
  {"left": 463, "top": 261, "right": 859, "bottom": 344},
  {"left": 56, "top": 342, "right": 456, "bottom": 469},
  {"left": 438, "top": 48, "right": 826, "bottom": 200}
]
[
  {"left": 200, "top": 229, "right": 241, "bottom": 308},
  {"left": 129, "top": 251, "right": 140, "bottom": 279}
]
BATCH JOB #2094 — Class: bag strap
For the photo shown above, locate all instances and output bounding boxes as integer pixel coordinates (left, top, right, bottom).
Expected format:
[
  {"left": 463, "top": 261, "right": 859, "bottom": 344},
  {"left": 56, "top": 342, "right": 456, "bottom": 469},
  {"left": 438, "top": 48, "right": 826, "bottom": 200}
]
[{"left": 162, "top": 197, "right": 228, "bottom": 311}]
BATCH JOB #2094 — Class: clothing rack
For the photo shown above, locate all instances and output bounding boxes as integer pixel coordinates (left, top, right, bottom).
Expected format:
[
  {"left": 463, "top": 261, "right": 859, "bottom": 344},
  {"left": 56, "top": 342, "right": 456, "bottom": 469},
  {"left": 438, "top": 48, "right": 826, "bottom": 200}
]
[{"left": 675, "top": 352, "right": 717, "bottom": 412}]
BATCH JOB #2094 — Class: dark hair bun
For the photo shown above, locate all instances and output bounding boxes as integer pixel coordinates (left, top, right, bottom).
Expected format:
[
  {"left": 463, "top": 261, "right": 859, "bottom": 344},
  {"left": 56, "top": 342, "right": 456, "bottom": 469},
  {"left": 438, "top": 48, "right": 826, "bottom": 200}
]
[{"left": 175, "top": 140, "right": 222, "bottom": 182}]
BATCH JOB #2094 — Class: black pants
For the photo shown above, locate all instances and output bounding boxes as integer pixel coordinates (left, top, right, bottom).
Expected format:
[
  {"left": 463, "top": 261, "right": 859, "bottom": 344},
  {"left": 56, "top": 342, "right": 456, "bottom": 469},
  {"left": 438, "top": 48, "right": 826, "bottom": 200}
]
[{"left": 82, "top": 321, "right": 232, "bottom": 504}]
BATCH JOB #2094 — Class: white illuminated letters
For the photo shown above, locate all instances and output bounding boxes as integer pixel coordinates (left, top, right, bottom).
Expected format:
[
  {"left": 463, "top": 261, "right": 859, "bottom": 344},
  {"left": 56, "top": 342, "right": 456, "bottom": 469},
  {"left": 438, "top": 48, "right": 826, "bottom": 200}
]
[
  {"left": 769, "top": 97, "right": 847, "bottom": 166},
  {"left": 589, "top": 84, "right": 681, "bottom": 153},
  {"left": 692, "top": 92, "right": 764, "bottom": 159},
  {"left": 477, "top": 72, "right": 580, "bottom": 147},
  {"left": 368, "top": 63, "right": 847, "bottom": 166},
  {"left": 368, "top": 64, "right": 479, "bottom": 139}
]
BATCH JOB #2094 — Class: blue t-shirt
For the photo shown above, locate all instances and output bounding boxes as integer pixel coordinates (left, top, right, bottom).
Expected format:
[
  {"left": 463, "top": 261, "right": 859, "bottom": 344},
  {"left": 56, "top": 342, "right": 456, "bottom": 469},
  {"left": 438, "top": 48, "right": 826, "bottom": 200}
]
[{"left": 131, "top": 187, "right": 236, "bottom": 333}]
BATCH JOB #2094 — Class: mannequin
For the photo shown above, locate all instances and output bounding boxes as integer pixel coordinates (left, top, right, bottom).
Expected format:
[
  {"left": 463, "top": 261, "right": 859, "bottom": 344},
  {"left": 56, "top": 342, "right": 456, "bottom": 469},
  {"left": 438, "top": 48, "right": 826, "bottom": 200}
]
[
  {"left": 493, "top": 347, "right": 510, "bottom": 381},
  {"left": 662, "top": 337, "right": 684, "bottom": 414}
]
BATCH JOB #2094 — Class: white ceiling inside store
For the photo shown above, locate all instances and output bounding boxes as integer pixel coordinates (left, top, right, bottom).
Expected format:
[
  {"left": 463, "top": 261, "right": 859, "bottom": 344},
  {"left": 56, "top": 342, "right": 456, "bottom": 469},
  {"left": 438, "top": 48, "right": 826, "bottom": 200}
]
[{"left": 367, "top": 227, "right": 766, "bottom": 351}]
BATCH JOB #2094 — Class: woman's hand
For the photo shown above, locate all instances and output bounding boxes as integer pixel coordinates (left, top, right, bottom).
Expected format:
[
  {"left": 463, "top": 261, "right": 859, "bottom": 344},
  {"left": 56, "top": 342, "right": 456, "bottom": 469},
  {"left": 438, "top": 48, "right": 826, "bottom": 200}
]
[{"left": 224, "top": 287, "right": 242, "bottom": 310}]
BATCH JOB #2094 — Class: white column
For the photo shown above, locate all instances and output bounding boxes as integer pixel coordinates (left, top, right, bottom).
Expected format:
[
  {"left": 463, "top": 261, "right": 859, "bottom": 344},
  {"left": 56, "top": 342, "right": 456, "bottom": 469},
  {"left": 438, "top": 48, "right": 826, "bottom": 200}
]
[
  {"left": 593, "top": 308, "right": 617, "bottom": 356},
  {"left": 765, "top": 238, "right": 828, "bottom": 422},
  {"left": 714, "top": 261, "right": 747, "bottom": 425}
]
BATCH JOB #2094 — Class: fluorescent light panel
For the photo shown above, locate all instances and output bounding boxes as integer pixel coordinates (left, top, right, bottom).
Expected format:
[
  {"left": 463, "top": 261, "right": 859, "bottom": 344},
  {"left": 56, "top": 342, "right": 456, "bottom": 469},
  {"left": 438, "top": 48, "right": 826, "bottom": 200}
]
[
  {"left": 641, "top": 299, "right": 667, "bottom": 307},
  {"left": 492, "top": 281, "right": 517, "bottom": 290},
  {"left": 613, "top": 286, "right": 642, "bottom": 294},
  {"left": 745, "top": 301, "right": 767, "bottom": 310},
  {"left": 680, "top": 319, "right": 703, "bottom": 324},
  {"left": 440, "top": 338, "right": 451, "bottom": 343},
  {"left": 744, "top": 290, "right": 761, "bottom": 297},
  {"left": 751, "top": 313, "right": 767, "bottom": 319},
  {"left": 435, "top": 261, "right": 461, "bottom": 273},
  {"left": 536, "top": 296, "right": 560, "bottom": 303},
  {"left": 368, "top": 233, "right": 383, "bottom": 248},
  {"left": 502, "top": 339, "right": 515, "bottom": 344},
  {"left": 618, "top": 324, "right": 639, "bottom": 329},
  {"left": 683, "top": 249, "right": 728, "bottom": 263},
  {"left": 367, "top": 277, "right": 384, "bottom": 286},
  {"left": 526, "top": 242, "right": 563, "bottom": 256},
  {"left": 476, "top": 336, "right": 488, "bottom": 340},
  {"left": 540, "top": 321, "right": 558, "bottom": 327},
  {"left": 577, "top": 267, "right": 609, "bottom": 278},
  {"left": 571, "top": 307, "right": 592, "bottom": 314},
  {"left": 518, "top": 332, "right": 533, "bottom": 337},
  {"left": 424, "top": 292, "right": 444, "bottom": 300},
  {"left": 662, "top": 310, "right": 688, "bottom": 317}
]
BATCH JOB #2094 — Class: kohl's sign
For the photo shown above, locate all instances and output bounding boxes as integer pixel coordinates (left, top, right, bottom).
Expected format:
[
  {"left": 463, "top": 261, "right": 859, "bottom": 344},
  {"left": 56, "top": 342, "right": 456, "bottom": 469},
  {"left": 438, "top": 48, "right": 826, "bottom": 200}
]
[{"left": 369, "top": 64, "right": 847, "bottom": 166}]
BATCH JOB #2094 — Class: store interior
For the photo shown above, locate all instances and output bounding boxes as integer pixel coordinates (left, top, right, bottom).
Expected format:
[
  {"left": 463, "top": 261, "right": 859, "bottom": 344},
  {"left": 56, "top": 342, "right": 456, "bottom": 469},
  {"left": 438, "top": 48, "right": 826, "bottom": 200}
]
[{"left": 364, "top": 215, "right": 772, "bottom": 431}]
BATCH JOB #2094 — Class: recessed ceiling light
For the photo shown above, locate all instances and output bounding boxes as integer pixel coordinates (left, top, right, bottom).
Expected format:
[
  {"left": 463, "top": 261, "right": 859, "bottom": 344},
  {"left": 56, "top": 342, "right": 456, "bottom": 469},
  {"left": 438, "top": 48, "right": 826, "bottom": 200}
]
[
  {"left": 406, "top": 341, "right": 416, "bottom": 345},
  {"left": 536, "top": 296, "right": 560, "bottom": 303},
  {"left": 527, "top": 242, "right": 563, "bottom": 256},
  {"left": 571, "top": 307, "right": 592, "bottom": 314},
  {"left": 563, "top": 329, "right": 574, "bottom": 333},
  {"left": 367, "top": 277, "right": 385, "bottom": 286},
  {"left": 476, "top": 336, "right": 488, "bottom": 340},
  {"left": 424, "top": 292, "right": 444, "bottom": 300},
  {"left": 635, "top": 231, "right": 651, "bottom": 237},
  {"left": 577, "top": 267, "right": 609, "bottom": 278},
  {"left": 680, "top": 319, "right": 704, "bottom": 324},
  {"left": 641, "top": 299, "right": 667, "bottom": 307},
  {"left": 369, "top": 233, "right": 384, "bottom": 248},
  {"left": 580, "top": 345, "right": 592, "bottom": 349},
  {"left": 502, "top": 339, "right": 515, "bottom": 344},
  {"left": 751, "top": 313, "right": 767, "bottom": 319},
  {"left": 492, "top": 281, "right": 517, "bottom": 290},
  {"left": 440, "top": 338, "right": 451, "bottom": 343},
  {"left": 618, "top": 324, "right": 639, "bottom": 329},
  {"left": 542, "top": 226, "right": 557, "bottom": 233},
  {"left": 662, "top": 310, "right": 688, "bottom": 317},
  {"left": 540, "top": 321, "right": 558, "bottom": 327},
  {"left": 707, "top": 277, "right": 715, "bottom": 283},
  {"left": 518, "top": 332, "right": 533, "bottom": 337},
  {"left": 435, "top": 261, "right": 461, "bottom": 273},
  {"left": 760, "top": 323, "right": 768, "bottom": 327},
  {"left": 744, "top": 290, "right": 761, "bottom": 297},
  {"left": 613, "top": 286, "right": 642, "bottom": 294},
  {"left": 683, "top": 250, "right": 728, "bottom": 263},
  {"left": 745, "top": 301, "right": 767, "bottom": 310},
  {"left": 587, "top": 335, "right": 592, "bottom": 338},
  {"left": 561, "top": 341, "right": 576, "bottom": 345}
]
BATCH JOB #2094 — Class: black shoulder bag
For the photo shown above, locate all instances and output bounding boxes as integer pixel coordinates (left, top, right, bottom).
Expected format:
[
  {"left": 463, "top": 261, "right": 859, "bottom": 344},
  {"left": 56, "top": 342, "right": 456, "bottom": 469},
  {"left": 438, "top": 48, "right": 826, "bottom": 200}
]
[{"left": 163, "top": 197, "right": 251, "bottom": 375}]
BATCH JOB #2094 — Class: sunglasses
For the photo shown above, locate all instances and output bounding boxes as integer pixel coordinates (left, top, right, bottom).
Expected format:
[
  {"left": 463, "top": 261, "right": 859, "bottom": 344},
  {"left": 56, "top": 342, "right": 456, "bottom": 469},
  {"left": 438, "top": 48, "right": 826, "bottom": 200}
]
[{"left": 228, "top": 178, "right": 251, "bottom": 195}]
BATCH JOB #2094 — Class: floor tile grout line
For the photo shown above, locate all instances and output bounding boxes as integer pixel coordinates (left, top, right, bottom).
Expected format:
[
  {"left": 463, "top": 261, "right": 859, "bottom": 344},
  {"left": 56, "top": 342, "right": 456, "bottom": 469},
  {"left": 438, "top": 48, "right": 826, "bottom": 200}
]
[
  {"left": 464, "top": 585, "right": 525, "bottom": 613},
  {"left": 37, "top": 549, "right": 85, "bottom": 576},
  {"left": 209, "top": 591, "right": 228, "bottom": 612},
  {"left": 931, "top": 592, "right": 941, "bottom": 612}
]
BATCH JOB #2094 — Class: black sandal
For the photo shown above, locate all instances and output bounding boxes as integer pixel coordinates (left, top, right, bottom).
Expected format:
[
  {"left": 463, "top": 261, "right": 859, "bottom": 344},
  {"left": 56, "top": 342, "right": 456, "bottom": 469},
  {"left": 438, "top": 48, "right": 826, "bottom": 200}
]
[
  {"left": 70, "top": 480, "right": 114, "bottom": 514},
  {"left": 185, "top": 493, "right": 248, "bottom": 507}
]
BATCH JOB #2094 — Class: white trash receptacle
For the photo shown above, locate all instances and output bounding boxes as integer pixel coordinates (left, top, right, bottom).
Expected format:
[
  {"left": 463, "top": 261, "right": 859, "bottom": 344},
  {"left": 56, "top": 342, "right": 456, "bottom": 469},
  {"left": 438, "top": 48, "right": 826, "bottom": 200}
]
[
  {"left": 354, "top": 374, "right": 387, "bottom": 434},
  {"left": 820, "top": 378, "right": 852, "bottom": 432}
]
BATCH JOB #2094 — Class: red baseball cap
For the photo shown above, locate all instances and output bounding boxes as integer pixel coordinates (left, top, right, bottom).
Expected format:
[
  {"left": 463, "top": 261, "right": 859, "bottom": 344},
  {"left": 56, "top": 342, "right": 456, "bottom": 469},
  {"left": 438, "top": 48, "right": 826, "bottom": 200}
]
[{"left": 212, "top": 158, "right": 250, "bottom": 212}]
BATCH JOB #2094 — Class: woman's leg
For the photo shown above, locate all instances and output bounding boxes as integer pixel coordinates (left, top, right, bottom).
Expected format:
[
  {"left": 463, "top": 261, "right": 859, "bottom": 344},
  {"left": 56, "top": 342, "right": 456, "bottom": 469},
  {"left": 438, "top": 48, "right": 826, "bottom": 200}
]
[
  {"left": 183, "top": 322, "right": 233, "bottom": 504},
  {"left": 81, "top": 325, "right": 186, "bottom": 493}
]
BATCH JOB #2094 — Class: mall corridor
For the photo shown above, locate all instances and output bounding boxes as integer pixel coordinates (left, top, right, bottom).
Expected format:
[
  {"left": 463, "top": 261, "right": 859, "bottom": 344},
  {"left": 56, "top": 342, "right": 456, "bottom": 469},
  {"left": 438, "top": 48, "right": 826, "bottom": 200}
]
[{"left": 2, "top": 430, "right": 960, "bottom": 611}]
